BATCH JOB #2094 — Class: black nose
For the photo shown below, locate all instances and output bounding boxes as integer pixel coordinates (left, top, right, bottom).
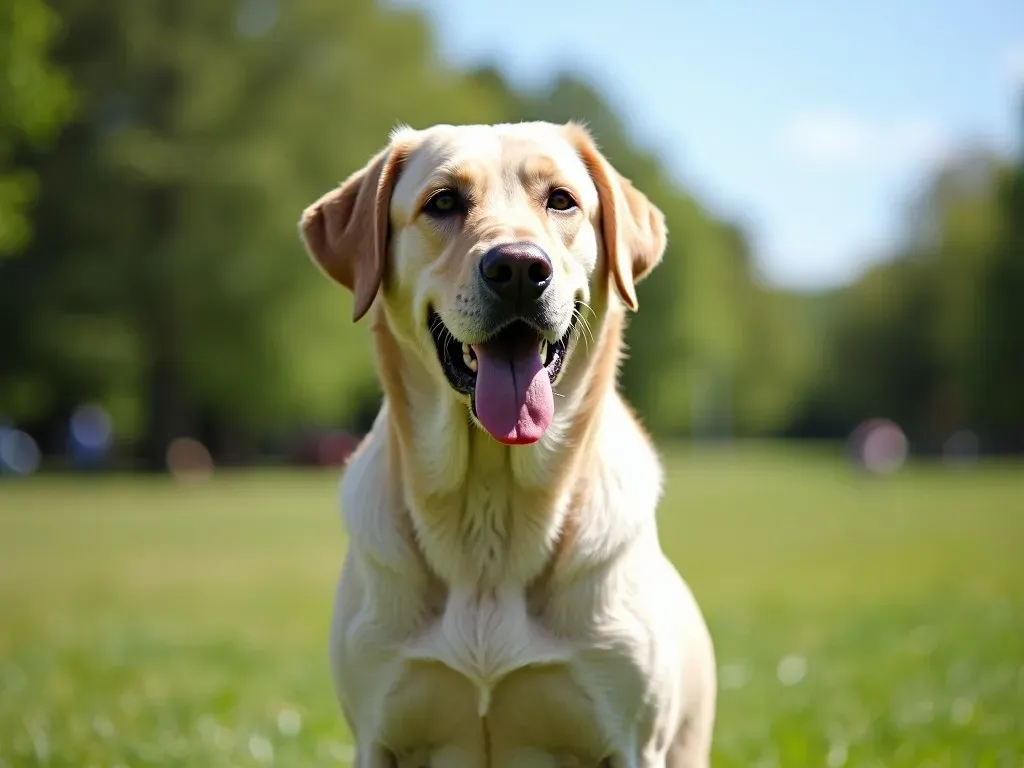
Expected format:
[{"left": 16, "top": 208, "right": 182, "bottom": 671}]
[{"left": 479, "top": 242, "right": 552, "bottom": 305}]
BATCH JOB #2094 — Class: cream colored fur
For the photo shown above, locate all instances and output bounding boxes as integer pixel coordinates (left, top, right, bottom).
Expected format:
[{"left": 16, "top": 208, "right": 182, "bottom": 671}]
[{"left": 299, "top": 122, "right": 716, "bottom": 767}]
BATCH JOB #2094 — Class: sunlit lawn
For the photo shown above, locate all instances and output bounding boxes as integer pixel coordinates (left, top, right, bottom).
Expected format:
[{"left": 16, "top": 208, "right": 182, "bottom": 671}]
[{"left": 1, "top": 444, "right": 1022, "bottom": 766}]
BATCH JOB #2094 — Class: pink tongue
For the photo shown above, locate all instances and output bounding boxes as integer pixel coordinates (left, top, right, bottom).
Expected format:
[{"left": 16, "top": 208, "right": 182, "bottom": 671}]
[{"left": 472, "top": 335, "right": 554, "bottom": 445}]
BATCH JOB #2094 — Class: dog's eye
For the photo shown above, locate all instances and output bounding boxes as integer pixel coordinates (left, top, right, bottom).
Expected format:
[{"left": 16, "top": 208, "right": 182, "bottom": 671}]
[
  {"left": 423, "top": 190, "right": 464, "bottom": 217},
  {"left": 546, "top": 189, "right": 577, "bottom": 212}
]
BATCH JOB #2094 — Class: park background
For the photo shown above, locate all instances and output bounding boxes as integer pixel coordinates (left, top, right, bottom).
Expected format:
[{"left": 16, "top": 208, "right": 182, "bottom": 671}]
[{"left": 1, "top": 1, "right": 1022, "bottom": 765}]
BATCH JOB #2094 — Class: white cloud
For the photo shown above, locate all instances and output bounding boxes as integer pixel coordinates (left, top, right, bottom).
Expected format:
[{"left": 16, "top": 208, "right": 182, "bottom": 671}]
[
  {"left": 886, "top": 119, "right": 953, "bottom": 166},
  {"left": 1003, "top": 44, "right": 1024, "bottom": 87},
  {"left": 781, "top": 111, "right": 952, "bottom": 171},
  {"left": 783, "top": 112, "right": 873, "bottom": 167}
]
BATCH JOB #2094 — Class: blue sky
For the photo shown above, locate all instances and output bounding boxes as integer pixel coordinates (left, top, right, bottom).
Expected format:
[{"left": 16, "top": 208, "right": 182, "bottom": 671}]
[{"left": 394, "top": 0, "right": 1023, "bottom": 290}]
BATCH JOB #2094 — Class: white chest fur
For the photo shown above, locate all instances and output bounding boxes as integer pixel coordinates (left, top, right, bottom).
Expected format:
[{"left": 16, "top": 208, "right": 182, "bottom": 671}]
[{"left": 402, "top": 582, "right": 574, "bottom": 715}]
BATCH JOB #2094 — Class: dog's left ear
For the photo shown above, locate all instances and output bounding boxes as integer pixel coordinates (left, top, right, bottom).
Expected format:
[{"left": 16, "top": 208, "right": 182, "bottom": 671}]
[
  {"left": 298, "top": 141, "right": 411, "bottom": 322},
  {"left": 565, "top": 123, "right": 667, "bottom": 311}
]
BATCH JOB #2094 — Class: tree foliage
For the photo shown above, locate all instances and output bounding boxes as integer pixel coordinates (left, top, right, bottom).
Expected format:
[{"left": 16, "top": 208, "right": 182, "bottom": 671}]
[
  {"left": 803, "top": 137, "right": 1024, "bottom": 451},
  {"left": 1, "top": 0, "right": 1021, "bottom": 465},
  {"left": 0, "top": 0, "right": 75, "bottom": 253}
]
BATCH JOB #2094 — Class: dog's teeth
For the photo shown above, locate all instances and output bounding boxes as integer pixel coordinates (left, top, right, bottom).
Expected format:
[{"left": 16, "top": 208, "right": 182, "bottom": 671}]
[
  {"left": 539, "top": 340, "right": 548, "bottom": 362},
  {"left": 459, "top": 341, "right": 478, "bottom": 372}
]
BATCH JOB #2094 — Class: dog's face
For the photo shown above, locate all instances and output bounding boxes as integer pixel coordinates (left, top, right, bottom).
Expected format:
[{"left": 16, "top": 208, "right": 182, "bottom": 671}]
[{"left": 300, "top": 122, "right": 665, "bottom": 447}]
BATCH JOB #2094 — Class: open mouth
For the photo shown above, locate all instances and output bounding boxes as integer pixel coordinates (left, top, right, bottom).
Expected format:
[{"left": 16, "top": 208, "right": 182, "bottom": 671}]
[{"left": 427, "top": 306, "right": 578, "bottom": 446}]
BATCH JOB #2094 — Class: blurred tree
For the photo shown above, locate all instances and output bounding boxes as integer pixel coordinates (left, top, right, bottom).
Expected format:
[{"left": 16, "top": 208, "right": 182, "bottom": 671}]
[
  {"left": 0, "top": 0, "right": 75, "bottom": 254},
  {"left": 803, "top": 139, "right": 1021, "bottom": 452},
  {"left": 918, "top": 150, "right": 1004, "bottom": 434},
  {"left": 970, "top": 98, "right": 1024, "bottom": 450},
  {"left": 8, "top": 0, "right": 1020, "bottom": 465},
  {"left": 1, "top": 0, "right": 510, "bottom": 467},
  {"left": 815, "top": 258, "right": 942, "bottom": 441}
]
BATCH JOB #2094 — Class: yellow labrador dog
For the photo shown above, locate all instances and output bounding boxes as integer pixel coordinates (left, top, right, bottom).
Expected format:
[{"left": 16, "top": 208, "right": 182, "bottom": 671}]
[{"left": 299, "top": 121, "right": 716, "bottom": 767}]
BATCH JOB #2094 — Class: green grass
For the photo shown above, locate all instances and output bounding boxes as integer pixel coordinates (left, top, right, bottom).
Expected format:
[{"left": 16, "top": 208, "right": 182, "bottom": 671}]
[{"left": 1, "top": 444, "right": 1022, "bottom": 766}]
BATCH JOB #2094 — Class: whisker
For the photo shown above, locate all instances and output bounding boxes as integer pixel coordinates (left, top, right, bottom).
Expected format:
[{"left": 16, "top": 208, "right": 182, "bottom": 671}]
[
  {"left": 577, "top": 302, "right": 598, "bottom": 343},
  {"left": 570, "top": 313, "right": 585, "bottom": 350},
  {"left": 443, "top": 327, "right": 458, "bottom": 364},
  {"left": 429, "top": 314, "right": 463, "bottom": 366},
  {"left": 575, "top": 302, "right": 597, "bottom": 348},
  {"left": 572, "top": 308, "right": 594, "bottom": 353},
  {"left": 580, "top": 315, "right": 596, "bottom": 348},
  {"left": 570, "top": 321, "right": 589, "bottom": 356}
]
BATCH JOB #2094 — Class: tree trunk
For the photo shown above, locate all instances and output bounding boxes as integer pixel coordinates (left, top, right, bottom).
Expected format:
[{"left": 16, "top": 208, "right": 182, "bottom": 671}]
[{"left": 138, "top": 1, "right": 190, "bottom": 472}]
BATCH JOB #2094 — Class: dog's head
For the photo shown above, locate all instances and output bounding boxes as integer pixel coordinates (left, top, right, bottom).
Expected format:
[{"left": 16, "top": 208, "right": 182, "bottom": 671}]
[{"left": 300, "top": 122, "right": 665, "bottom": 447}]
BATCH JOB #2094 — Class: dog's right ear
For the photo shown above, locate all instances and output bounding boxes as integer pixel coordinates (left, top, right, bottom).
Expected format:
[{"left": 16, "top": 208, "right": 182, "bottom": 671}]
[
  {"left": 299, "top": 143, "right": 410, "bottom": 322},
  {"left": 564, "top": 122, "right": 667, "bottom": 312}
]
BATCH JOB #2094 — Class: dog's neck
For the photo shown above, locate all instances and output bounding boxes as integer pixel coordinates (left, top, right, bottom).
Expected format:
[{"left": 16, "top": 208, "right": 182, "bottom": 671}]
[{"left": 363, "top": 301, "right": 652, "bottom": 587}]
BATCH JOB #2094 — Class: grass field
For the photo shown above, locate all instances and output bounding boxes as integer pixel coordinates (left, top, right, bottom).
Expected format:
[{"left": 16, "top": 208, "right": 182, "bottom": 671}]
[{"left": 1, "top": 444, "right": 1022, "bottom": 767}]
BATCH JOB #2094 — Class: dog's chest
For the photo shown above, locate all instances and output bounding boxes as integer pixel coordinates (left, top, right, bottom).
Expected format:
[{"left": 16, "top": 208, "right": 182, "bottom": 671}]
[
  {"left": 380, "top": 661, "right": 611, "bottom": 766},
  {"left": 402, "top": 583, "right": 573, "bottom": 715}
]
